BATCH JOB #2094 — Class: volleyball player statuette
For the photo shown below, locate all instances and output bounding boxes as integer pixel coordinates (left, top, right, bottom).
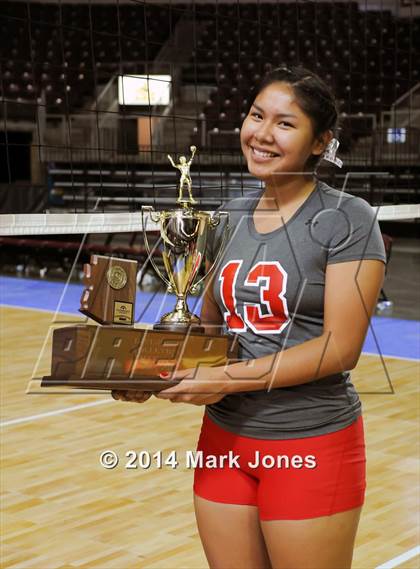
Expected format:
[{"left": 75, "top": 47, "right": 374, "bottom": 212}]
[
  {"left": 141, "top": 145, "right": 229, "bottom": 332},
  {"left": 41, "top": 146, "right": 238, "bottom": 393}
]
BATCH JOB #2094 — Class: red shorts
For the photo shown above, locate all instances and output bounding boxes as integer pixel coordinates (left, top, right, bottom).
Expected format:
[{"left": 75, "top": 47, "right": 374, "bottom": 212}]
[{"left": 193, "top": 411, "right": 366, "bottom": 520}]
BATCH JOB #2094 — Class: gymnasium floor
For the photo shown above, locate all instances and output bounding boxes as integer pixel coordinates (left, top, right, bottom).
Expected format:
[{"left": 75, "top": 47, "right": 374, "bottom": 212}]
[{"left": 1, "top": 241, "right": 419, "bottom": 568}]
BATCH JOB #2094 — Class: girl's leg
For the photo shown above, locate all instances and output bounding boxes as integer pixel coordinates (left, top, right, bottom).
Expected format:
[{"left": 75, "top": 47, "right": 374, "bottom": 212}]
[
  {"left": 193, "top": 412, "right": 271, "bottom": 567},
  {"left": 194, "top": 493, "right": 272, "bottom": 569},
  {"left": 255, "top": 417, "right": 366, "bottom": 568},
  {"left": 260, "top": 506, "right": 362, "bottom": 569}
]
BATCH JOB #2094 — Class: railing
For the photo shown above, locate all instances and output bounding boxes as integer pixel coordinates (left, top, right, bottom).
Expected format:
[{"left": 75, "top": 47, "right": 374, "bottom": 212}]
[
  {"left": 381, "top": 109, "right": 420, "bottom": 129},
  {"left": 382, "top": 83, "right": 420, "bottom": 129},
  {"left": 41, "top": 110, "right": 420, "bottom": 167},
  {"left": 391, "top": 82, "right": 420, "bottom": 111}
]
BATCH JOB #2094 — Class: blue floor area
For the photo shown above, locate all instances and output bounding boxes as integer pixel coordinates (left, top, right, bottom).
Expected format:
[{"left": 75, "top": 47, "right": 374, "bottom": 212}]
[
  {"left": 1, "top": 276, "right": 419, "bottom": 360},
  {"left": 0, "top": 275, "right": 203, "bottom": 325}
]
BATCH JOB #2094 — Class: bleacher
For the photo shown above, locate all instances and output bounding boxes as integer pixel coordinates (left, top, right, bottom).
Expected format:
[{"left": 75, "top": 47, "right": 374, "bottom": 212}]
[
  {"left": 1, "top": 2, "right": 418, "bottom": 120},
  {"left": 41, "top": 161, "right": 420, "bottom": 212},
  {"left": 0, "top": 1, "right": 181, "bottom": 113},
  {"left": 0, "top": 230, "right": 159, "bottom": 283},
  {"left": 184, "top": 2, "right": 419, "bottom": 148},
  {"left": 1, "top": 1, "right": 418, "bottom": 277}
]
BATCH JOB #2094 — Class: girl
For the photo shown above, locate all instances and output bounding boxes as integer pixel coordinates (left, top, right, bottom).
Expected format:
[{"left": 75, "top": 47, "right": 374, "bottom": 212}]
[{"left": 113, "top": 66, "right": 386, "bottom": 569}]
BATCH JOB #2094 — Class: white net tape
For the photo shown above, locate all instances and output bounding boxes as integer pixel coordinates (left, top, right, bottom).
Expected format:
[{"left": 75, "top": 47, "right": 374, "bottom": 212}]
[{"left": 0, "top": 204, "right": 419, "bottom": 236}]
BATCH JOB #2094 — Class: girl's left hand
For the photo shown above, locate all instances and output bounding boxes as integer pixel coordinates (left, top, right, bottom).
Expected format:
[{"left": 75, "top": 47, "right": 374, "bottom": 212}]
[{"left": 154, "top": 366, "right": 228, "bottom": 406}]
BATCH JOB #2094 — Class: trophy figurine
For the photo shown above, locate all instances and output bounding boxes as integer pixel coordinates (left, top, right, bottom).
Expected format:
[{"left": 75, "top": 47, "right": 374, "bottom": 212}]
[
  {"left": 167, "top": 145, "right": 197, "bottom": 205},
  {"left": 142, "top": 146, "right": 229, "bottom": 332}
]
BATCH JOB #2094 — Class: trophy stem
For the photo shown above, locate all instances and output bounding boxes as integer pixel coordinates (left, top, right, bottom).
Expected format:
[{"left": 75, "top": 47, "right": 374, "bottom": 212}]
[
  {"left": 174, "top": 295, "right": 188, "bottom": 315},
  {"left": 153, "top": 294, "right": 204, "bottom": 333}
]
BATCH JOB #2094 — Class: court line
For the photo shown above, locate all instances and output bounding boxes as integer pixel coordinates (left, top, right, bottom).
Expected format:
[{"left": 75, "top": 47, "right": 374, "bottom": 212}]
[
  {"left": 0, "top": 399, "right": 113, "bottom": 427},
  {"left": 375, "top": 545, "right": 420, "bottom": 568}
]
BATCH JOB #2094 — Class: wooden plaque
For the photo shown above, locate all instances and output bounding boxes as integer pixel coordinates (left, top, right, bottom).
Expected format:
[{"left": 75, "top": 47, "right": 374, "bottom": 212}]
[
  {"left": 41, "top": 324, "right": 239, "bottom": 392},
  {"left": 80, "top": 255, "right": 137, "bottom": 325}
]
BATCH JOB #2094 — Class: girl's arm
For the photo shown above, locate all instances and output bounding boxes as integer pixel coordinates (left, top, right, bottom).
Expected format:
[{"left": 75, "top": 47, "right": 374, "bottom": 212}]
[
  {"left": 156, "top": 258, "right": 385, "bottom": 403},
  {"left": 220, "top": 259, "right": 385, "bottom": 393}
]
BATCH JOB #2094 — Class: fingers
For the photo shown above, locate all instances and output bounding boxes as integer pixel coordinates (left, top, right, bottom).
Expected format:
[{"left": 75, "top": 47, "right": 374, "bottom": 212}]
[
  {"left": 111, "top": 390, "right": 152, "bottom": 403},
  {"left": 111, "top": 382, "right": 198, "bottom": 404},
  {"left": 111, "top": 390, "right": 125, "bottom": 401},
  {"left": 131, "top": 391, "right": 151, "bottom": 403},
  {"left": 154, "top": 388, "right": 183, "bottom": 402}
]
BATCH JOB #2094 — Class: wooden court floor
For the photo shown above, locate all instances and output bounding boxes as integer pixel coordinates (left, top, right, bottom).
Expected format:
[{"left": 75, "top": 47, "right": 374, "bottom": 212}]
[{"left": 1, "top": 305, "right": 419, "bottom": 569}]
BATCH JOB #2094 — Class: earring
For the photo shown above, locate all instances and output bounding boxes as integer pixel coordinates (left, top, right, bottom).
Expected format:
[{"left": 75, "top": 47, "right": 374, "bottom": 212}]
[{"left": 322, "top": 138, "right": 343, "bottom": 168}]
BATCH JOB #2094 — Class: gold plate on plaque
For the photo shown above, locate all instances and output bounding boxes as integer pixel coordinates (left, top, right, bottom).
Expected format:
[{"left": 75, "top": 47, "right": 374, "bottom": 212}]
[
  {"left": 113, "top": 301, "right": 133, "bottom": 324},
  {"left": 107, "top": 266, "right": 128, "bottom": 290}
]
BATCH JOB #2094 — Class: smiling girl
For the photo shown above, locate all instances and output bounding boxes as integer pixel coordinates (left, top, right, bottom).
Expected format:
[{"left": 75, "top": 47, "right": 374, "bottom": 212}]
[{"left": 113, "top": 66, "right": 386, "bottom": 568}]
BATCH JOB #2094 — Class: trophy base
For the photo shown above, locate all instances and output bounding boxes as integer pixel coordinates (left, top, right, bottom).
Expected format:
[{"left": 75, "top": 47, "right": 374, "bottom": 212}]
[
  {"left": 40, "top": 324, "right": 239, "bottom": 392},
  {"left": 41, "top": 375, "right": 180, "bottom": 392}
]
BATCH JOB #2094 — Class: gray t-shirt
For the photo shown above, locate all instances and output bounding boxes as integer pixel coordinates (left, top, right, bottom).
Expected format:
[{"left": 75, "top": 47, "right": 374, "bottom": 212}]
[{"left": 204, "top": 179, "right": 387, "bottom": 439}]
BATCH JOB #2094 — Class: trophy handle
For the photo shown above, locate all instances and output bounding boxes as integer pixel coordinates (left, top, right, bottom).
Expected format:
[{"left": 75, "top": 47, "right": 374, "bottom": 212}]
[
  {"left": 141, "top": 206, "right": 174, "bottom": 292},
  {"left": 190, "top": 211, "right": 229, "bottom": 293}
]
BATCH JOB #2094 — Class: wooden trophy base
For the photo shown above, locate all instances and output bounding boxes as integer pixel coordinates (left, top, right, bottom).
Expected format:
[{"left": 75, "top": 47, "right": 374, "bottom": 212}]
[{"left": 41, "top": 324, "right": 239, "bottom": 392}]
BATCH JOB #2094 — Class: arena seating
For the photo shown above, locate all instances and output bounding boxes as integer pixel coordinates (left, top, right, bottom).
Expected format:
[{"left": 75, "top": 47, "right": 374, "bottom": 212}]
[
  {"left": 184, "top": 2, "right": 419, "bottom": 147},
  {"left": 1, "top": 1, "right": 418, "bottom": 121},
  {"left": 0, "top": 230, "right": 163, "bottom": 283},
  {"left": 1, "top": 2, "right": 419, "bottom": 218},
  {"left": 0, "top": 1, "right": 181, "bottom": 113}
]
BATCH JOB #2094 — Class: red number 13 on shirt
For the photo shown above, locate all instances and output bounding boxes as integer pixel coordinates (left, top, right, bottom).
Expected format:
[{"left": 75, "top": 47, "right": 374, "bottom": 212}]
[{"left": 220, "top": 260, "right": 290, "bottom": 334}]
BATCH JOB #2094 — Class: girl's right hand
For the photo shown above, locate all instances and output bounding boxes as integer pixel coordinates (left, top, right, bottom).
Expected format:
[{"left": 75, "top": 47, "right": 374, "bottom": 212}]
[{"left": 111, "top": 390, "right": 152, "bottom": 403}]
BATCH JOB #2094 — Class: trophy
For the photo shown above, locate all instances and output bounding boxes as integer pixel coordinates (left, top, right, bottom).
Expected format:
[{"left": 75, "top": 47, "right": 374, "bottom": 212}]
[
  {"left": 142, "top": 145, "right": 229, "bottom": 332},
  {"left": 40, "top": 146, "right": 238, "bottom": 392}
]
